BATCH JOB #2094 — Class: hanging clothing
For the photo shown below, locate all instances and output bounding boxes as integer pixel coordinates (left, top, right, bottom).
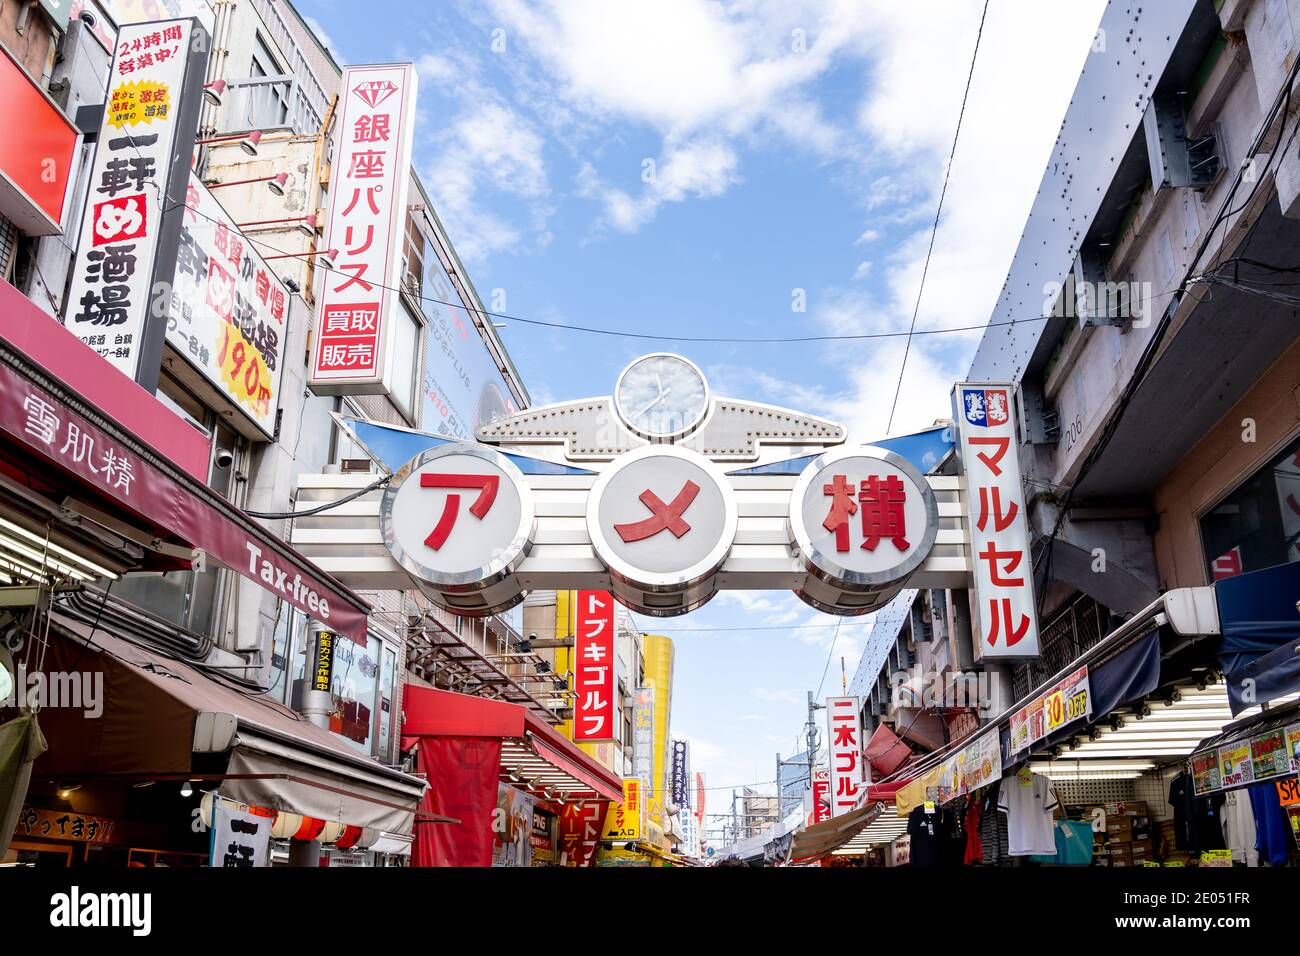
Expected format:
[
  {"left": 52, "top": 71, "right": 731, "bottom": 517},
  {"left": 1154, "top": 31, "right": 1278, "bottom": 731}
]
[
  {"left": 906, "top": 803, "right": 956, "bottom": 867},
  {"left": 963, "top": 796, "right": 984, "bottom": 865},
  {"left": 998, "top": 767, "right": 1060, "bottom": 856},
  {"left": 979, "top": 781, "right": 1011, "bottom": 865},
  {"left": 1169, "top": 772, "right": 1226, "bottom": 854},
  {"left": 1221, "top": 788, "right": 1259, "bottom": 866},
  {"left": 1247, "top": 782, "right": 1292, "bottom": 867}
]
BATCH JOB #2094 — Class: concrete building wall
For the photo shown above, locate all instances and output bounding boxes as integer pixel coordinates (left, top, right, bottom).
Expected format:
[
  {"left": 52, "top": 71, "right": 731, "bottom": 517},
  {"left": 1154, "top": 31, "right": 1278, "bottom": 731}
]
[
  {"left": 1152, "top": 340, "right": 1300, "bottom": 589},
  {"left": 0, "top": 0, "right": 56, "bottom": 81}
]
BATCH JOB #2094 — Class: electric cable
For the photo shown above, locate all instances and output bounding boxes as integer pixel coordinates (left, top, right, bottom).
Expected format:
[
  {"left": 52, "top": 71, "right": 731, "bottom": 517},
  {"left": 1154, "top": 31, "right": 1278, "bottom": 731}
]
[{"left": 885, "top": 0, "right": 990, "bottom": 433}]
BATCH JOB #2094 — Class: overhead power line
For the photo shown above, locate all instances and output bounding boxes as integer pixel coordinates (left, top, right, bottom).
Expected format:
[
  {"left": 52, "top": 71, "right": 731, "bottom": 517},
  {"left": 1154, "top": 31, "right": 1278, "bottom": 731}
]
[
  {"left": 157, "top": 193, "right": 1078, "bottom": 347},
  {"left": 886, "top": 0, "right": 991, "bottom": 433}
]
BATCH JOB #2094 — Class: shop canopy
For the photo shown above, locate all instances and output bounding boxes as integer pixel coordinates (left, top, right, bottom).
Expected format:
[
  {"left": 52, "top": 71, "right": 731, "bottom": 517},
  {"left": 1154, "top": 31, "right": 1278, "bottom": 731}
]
[
  {"left": 789, "top": 800, "right": 887, "bottom": 863},
  {"left": 1215, "top": 560, "right": 1300, "bottom": 715},
  {"left": 36, "top": 613, "right": 429, "bottom": 835},
  {"left": 0, "top": 283, "right": 370, "bottom": 644},
  {"left": 402, "top": 684, "right": 623, "bottom": 803}
]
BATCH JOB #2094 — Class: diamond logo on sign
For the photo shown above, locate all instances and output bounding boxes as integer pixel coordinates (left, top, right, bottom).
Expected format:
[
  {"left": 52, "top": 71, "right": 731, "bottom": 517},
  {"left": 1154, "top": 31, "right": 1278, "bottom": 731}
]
[
  {"left": 586, "top": 445, "right": 737, "bottom": 615},
  {"left": 352, "top": 79, "right": 398, "bottom": 108},
  {"left": 790, "top": 446, "right": 939, "bottom": 613},
  {"left": 380, "top": 445, "right": 534, "bottom": 608}
]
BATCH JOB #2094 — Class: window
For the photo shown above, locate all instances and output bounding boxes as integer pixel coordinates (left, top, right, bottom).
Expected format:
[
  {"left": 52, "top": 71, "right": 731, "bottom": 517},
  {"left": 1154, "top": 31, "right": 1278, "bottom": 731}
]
[
  {"left": 1200, "top": 431, "right": 1300, "bottom": 579},
  {"left": 386, "top": 301, "right": 422, "bottom": 422},
  {"left": 245, "top": 35, "right": 290, "bottom": 130},
  {"left": 329, "top": 633, "right": 381, "bottom": 754}
]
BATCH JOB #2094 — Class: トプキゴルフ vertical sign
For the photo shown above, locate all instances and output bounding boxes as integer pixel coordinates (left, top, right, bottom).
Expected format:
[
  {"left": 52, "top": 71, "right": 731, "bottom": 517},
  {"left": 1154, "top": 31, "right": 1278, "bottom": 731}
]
[
  {"left": 65, "top": 17, "right": 209, "bottom": 389},
  {"left": 309, "top": 63, "right": 418, "bottom": 394},
  {"left": 573, "top": 590, "right": 616, "bottom": 742},
  {"left": 953, "top": 383, "right": 1040, "bottom": 658}
]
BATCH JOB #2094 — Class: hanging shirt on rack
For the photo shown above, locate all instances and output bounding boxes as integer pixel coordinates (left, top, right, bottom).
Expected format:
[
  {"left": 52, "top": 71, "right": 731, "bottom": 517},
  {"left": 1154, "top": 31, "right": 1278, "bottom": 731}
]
[
  {"left": 980, "top": 781, "right": 1011, "bottom": 865},
  {"left": 1221, "top": 788, "right": 1258, "bottom": 866},
  {"left": 1247, "top": 782, "right": 1292, "bottom": 868},
  {"left": 906, "top": 802, "right": 956, "bottom": 867},
  {"left": 998, "top": 767, "right": 1060, "bottom": 856}
]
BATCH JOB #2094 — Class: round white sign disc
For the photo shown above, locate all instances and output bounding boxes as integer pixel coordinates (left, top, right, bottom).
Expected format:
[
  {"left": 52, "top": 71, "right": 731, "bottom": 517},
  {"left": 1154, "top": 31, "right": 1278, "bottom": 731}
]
[
  {"left": 790, "top": 446, "right": 939, "bottom": 589},
  {"left": 587, "top": 445, "right": 737, "bottom": 590},
  {"left": 380, "top": 444, "right": 534, "bottom": 590}
]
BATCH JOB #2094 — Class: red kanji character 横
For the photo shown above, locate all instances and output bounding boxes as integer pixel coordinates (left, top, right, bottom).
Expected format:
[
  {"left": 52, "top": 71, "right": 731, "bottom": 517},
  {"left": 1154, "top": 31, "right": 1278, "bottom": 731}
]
[{"left": 859, "top": 474, "right": 909, "bottom": 552}]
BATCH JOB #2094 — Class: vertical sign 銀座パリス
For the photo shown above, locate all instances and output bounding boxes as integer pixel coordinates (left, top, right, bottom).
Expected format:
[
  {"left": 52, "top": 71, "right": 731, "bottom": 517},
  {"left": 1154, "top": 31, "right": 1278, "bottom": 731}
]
[{"left": 309, "top": 63, "right": 418, "bottom": 394}]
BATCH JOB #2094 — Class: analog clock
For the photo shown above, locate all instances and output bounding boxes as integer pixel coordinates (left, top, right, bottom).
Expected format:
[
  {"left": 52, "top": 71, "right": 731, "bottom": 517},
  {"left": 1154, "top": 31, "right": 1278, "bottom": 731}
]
[{"left": 614, "top": 353, "right": 710, "bottom": 439}]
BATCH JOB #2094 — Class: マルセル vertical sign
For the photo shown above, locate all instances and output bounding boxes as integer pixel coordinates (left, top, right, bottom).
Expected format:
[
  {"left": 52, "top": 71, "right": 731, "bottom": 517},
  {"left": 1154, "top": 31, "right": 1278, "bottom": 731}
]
[
  {"left": 953, "top": 383, "right": 1040, "bottom": 658},
  {"left": 65, "top": 17, "right": 208, "bottom": 388},
  {"left": 573, "top": 590, "right": 616, "bottom": 742},
  {"left": 309, "top": 63, "right": 417, "bottom": 394},
  {"left": 826, "top": 697, "right": 864, "bottom": 816}
]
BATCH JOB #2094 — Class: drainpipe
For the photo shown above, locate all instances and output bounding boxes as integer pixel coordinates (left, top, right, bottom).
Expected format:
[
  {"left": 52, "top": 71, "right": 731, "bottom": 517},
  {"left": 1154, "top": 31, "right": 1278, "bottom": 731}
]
[{"left": 288, "top": 624, "right": 336, "bottom": 866}]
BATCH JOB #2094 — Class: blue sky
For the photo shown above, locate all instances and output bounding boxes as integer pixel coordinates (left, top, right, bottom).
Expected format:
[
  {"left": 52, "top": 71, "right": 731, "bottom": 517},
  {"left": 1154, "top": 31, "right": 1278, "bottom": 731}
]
[{"left": 296, "top": 0, "right": 1107, "bottom": 821}]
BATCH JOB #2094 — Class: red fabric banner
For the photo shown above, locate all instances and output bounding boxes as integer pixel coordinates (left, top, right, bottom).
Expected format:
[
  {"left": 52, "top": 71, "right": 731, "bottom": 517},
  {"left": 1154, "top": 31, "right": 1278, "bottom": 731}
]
[
  {"left": 412, "top": 736, "right": 502, "bottom": 867},
  {"left": 558, "top": 799, "right": 608, "bottom": 867}
]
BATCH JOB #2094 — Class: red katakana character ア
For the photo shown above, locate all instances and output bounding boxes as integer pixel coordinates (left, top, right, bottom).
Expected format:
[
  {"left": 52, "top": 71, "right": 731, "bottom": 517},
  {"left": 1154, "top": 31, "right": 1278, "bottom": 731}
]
[{"left": 418, "top": 472, "right": 500, "bottom": 550}]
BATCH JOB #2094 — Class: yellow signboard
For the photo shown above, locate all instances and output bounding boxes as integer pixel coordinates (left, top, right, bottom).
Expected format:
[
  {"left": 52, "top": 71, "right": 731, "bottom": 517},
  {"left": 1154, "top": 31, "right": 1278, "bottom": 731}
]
[{"left": 603, "top": 778, "right": 643, "bottom": 840}]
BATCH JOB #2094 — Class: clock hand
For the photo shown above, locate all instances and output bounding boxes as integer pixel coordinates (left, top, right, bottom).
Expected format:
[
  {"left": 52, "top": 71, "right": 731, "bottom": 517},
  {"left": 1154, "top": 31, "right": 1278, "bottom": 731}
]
[{"left": 632, "top": 387, "right": 671, "bottom": 422}]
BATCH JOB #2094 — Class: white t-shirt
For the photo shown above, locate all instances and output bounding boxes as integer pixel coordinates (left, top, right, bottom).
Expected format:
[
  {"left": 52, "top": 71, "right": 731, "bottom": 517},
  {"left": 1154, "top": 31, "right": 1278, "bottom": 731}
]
[{"left": 997, "top": 769, "right": 1060, "bottom": 856}]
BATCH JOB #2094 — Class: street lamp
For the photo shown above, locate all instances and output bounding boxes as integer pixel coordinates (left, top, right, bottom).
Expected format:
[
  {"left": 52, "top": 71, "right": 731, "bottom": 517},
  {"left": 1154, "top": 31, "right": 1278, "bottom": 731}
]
[
  {"left": 195, "top": 128, "right": 262, "bottom": 157},
  {"left": 203, "top": 80, "right": 228, "bottom": 107},
  {"left": 236, "top": 212, "right": 320, "bottom": 238},
  {"left": 264, "top": 247, "right": 336, "bottom": 270},
  {"left": 206, "top": 171, "right": 290, "bottom": 196}
]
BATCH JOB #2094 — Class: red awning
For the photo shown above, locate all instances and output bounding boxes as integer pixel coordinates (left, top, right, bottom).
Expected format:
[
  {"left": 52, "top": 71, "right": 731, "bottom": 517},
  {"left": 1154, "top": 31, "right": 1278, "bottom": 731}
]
[
  {"left": 403, "top": 685, "right": 624, "bottom": 803},
  {"left": 0, "top": 281, "right": 371, "bottom": 643}
]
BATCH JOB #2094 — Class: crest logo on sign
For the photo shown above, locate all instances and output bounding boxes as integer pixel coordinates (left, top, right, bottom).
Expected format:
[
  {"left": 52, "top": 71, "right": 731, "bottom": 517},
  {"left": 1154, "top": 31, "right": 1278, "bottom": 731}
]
[{"left": 961, "top": 388, "right": 1010, "bottom": 427}]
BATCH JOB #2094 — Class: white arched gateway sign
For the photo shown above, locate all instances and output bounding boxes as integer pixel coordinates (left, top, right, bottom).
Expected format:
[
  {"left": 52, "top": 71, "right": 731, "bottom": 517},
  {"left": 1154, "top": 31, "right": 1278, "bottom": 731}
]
[{"left": 292, "top": 356, "right": 1040, "bottom": 658}]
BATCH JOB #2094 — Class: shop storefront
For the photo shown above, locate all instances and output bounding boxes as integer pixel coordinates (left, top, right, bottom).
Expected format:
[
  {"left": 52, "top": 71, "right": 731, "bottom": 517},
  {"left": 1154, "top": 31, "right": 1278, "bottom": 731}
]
[
  {"left": 870, "top": 584, "right": 1299, "bottom": 868},
  {"left": 1, "top": 277, "right": 425, "bottom": 867},
  {"left": 5, "top": 615, "right": 428, "bottom": 868},
  {"left": 400, "top": 684, "right": 623, "bottom": 867}
]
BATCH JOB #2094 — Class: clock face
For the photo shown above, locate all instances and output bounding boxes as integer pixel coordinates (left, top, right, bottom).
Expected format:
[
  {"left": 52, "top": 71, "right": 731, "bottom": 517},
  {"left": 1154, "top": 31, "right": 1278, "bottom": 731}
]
[{"left": 615, "top": 353, "right": 710, "bottom": 438}]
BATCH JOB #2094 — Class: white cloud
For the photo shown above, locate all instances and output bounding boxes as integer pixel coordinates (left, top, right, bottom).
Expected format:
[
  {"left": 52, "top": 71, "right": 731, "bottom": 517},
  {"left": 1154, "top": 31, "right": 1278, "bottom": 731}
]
[
  {"left": 422, "top": 102, "right": 552, "bottom": 262},
  {"left": 751, "top": 687, "right": 803, "bottom": 705}
]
